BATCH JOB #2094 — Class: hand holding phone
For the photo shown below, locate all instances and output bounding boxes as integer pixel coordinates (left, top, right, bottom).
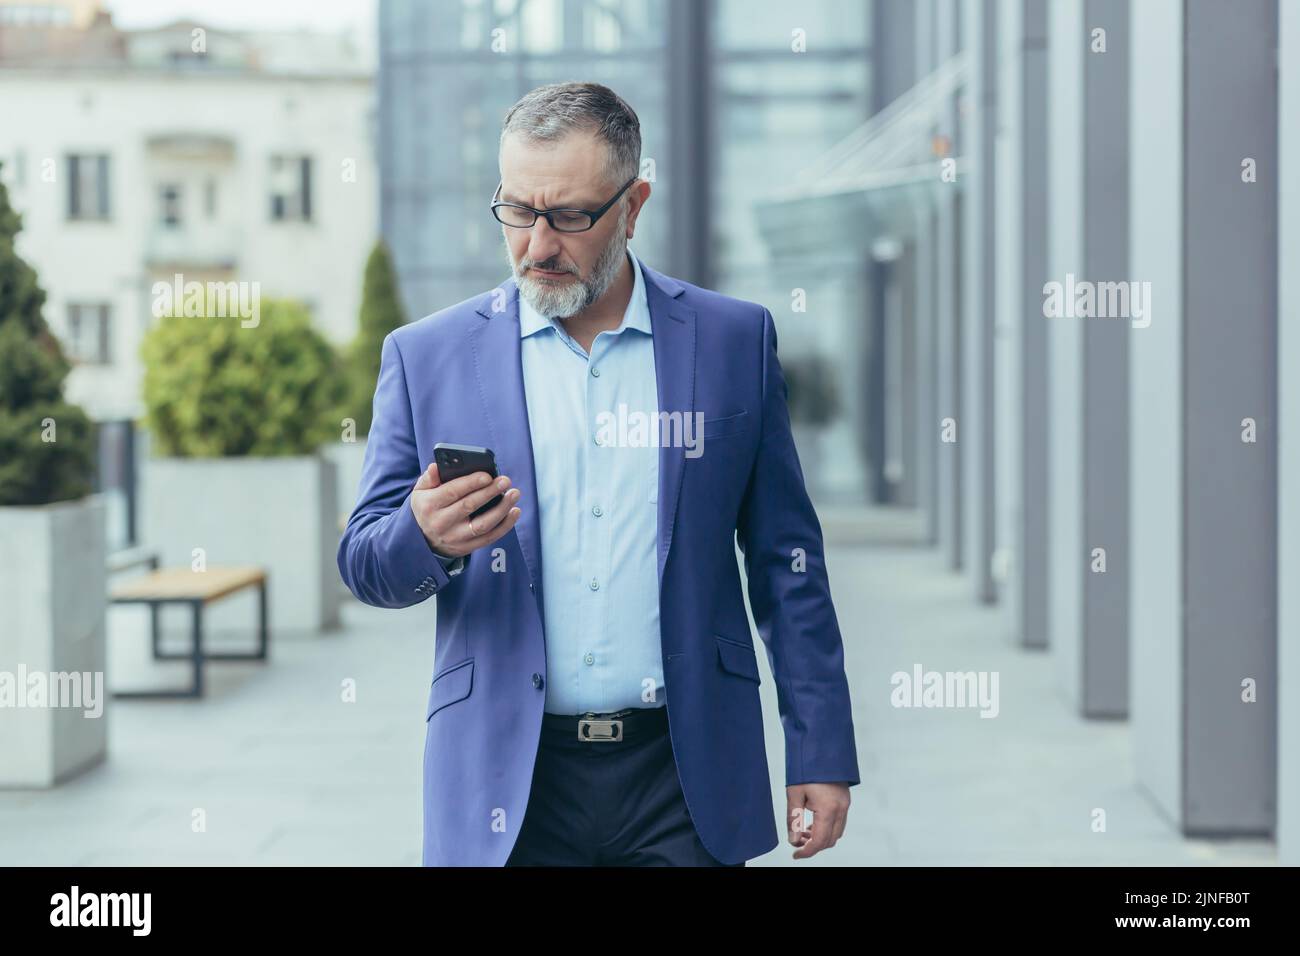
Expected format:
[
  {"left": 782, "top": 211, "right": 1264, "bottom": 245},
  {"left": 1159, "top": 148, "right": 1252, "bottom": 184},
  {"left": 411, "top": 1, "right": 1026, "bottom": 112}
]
[
  {"left": 409, "top": 443, "right": 521, "bottom": 559},
  {"left": 433, "top": 443, "right": 503, "bottom": 518}
]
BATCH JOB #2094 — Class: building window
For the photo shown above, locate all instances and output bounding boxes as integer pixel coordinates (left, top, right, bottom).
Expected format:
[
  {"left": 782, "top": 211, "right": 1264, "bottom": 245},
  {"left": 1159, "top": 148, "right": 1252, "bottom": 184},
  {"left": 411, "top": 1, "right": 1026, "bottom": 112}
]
[
  {"left": 269, "top": 155, "right": 312, "bottom": 222},
  {"left": 67, "top": 154, "right": 110, "bottom": 220},
  {"left": 66, "top": 303, "right": 112, "bottom": 365},
  {"left": 158, "top": 183, "right": 183, "bottom": 227},
  {"left": 0, "top": 5, "right": 72, "bottom": 25}
]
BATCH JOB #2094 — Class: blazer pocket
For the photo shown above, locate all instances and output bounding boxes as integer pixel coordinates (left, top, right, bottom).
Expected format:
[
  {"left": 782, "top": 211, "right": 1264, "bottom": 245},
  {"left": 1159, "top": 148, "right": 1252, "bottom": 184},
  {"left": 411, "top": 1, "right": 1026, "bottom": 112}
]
[
  {"left": 426, "top": 658, "right": 474, "bottom": 720},
  {"left": 714, "top": 634, "right": 761, "bottom": 684},
  {"left": 701, "top": 410, "right": 749, "bottom": 440}
]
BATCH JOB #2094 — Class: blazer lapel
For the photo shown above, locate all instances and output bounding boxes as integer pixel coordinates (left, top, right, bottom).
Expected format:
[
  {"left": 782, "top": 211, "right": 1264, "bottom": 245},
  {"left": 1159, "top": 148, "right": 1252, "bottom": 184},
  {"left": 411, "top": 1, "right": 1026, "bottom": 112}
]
[
  {"left": 471, "top": 279, "right": 544, "bottom": 622},
  {"left": 642, "top": 263, "right": 696, "bottom": 589}
]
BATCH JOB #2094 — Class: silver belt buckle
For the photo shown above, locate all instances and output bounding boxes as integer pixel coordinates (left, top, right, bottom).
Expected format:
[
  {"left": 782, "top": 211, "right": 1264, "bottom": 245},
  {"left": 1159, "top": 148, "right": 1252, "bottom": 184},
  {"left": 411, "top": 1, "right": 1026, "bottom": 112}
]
[{"left": 578, "top": 713, "right": 624, "bottom": 742}]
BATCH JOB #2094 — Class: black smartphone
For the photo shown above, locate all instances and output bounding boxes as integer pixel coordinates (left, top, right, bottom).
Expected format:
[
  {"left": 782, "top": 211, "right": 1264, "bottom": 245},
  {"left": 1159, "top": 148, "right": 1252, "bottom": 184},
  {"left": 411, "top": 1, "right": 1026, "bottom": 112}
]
[{"left": 432, "top": 442, "right": 502, "bottom": 520}]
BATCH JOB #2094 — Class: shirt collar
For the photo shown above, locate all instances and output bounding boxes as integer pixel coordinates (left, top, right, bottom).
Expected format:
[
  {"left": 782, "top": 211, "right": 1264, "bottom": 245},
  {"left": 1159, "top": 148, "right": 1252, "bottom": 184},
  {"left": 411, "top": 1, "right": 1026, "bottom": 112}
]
[{"left": 518, "top": 245, "right": 650, "bottom": 339}]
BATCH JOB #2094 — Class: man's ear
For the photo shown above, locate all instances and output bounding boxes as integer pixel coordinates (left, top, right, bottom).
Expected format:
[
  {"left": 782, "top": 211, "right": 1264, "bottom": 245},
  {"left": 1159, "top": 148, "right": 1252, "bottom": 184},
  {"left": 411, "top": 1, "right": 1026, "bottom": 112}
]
[{"left": 626, "top": 181, "right": 650, "bottom": 234}]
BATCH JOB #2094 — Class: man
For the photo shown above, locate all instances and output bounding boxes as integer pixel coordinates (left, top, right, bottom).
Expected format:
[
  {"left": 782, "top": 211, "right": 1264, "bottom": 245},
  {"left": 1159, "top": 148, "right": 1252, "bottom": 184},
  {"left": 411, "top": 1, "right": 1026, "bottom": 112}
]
[{"left": 338, "top": 82, "right": 859, "bottom": 867}]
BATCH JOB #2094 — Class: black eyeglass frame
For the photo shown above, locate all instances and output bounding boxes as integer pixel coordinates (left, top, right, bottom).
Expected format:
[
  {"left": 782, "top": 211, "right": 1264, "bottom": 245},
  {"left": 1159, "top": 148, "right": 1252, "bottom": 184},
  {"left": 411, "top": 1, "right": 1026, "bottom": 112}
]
[{"left": 489, "top": 175, "right": 638, "bottom": 233}]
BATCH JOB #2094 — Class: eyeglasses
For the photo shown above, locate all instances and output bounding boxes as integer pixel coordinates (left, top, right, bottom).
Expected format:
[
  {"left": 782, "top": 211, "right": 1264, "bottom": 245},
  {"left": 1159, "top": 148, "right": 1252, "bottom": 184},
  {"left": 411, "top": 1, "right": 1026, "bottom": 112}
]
[{"left": 490, "top": 175, "right": 638, "bottom": 233}]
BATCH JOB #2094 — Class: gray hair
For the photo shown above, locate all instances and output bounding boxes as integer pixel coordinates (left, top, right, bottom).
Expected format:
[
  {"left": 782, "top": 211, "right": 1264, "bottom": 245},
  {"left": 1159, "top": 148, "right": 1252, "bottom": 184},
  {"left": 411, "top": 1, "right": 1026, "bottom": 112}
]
[{"left": 499, "top": 81, "right": 641, "bottom": 191}]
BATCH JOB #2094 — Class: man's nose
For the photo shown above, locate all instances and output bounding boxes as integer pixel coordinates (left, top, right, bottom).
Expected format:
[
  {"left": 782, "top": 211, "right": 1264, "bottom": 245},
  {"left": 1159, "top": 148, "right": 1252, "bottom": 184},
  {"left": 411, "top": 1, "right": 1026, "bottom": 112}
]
[{"left": 527, "top": 216, "right": 563, "bottom": 263}]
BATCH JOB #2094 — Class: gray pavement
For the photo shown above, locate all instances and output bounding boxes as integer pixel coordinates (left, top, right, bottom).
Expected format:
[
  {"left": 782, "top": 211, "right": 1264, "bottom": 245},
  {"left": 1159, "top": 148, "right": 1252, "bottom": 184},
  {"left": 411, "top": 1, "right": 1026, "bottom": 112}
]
[{"left": 0, "top": 509, "right": 1276, "bottom": 866}]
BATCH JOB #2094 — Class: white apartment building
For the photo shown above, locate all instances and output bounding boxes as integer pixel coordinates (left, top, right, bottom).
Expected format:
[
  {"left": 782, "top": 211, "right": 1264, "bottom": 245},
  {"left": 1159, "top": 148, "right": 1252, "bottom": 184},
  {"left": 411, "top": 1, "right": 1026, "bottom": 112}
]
[{"left": 0, "top": 3, "right": 375, "bottom": 421}]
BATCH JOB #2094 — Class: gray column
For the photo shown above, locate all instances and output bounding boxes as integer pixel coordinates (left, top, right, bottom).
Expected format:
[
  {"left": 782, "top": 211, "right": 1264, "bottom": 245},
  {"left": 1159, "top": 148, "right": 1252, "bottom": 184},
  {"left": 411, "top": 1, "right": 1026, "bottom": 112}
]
[
  {"left": 913, "top": 0, "right": 939, "bottom": 541},
  {"left": 666, "top": 0, "right": 712, "bottom": 288},
  {"left": 961, "top": 0, "right": 997, "bottom": 602},
  {"left": 1279, "top": 0, "right": 1300, "bottom": 869},
  {"left": 1128, "top": 0, "right": 1182, "bottom": 838},
  {"left": 1020, "top": 0, "right": 1050, "bottom": 647},
  {"left": 994, "top": 0, "right": 1050, "bottom": 647},
  {"left": 993, "top": 0, "right": 1022, "bottom": 637},
  {"left": 868, "top": 0, "right": 917, "bottom": 505},
  {"left": 868, "top": 254, "right": 889, "bottom": 502},
  {"left": 1047, "top": 2, "right": 1083, "bottom": 700},
  {"left": 935, "top": 0, "right": 963, "bottom": 570},
  {"left": 894, "top": 241, "right": 919, "bottom": 505},
  {"left": 1130, "top": 0, "right": 1277, "bottom": 835},
  {"left": 1083, "top": 0, "right": 1131, "bottom": 713},
  {"left": 1046, "top": 0, "right": 1130, "bottom": 715}
]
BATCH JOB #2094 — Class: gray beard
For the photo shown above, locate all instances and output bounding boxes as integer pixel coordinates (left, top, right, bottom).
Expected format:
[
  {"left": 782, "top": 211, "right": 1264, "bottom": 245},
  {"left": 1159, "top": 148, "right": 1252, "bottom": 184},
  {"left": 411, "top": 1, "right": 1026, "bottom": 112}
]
[{"left": 507, "top": 206, "right": 629, "bottom": 320}]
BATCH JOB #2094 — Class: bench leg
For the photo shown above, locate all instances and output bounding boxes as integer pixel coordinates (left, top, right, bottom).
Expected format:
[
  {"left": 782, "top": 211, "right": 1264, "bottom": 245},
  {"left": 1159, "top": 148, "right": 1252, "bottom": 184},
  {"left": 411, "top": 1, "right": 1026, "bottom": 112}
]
[
  {"left": 189, "top": 601, "right": 204, "bottom": 698},
  {"left": 112, "top": 582, "right": 265, "bottom": 698},
  {"left": 111, "top": 599, "right": 206, "bottom": 700},
  {"left": 153, "top": 585, "right": 267, "bottom": 662},
  {"left": 190, "top": 584, "right": 267, "bottom": 660},
  {"left": 256, "top": 578, "right": 268, "bottom": 660},
  {"left": 149, "top": 603, "right": 161, "bottom": 659}
]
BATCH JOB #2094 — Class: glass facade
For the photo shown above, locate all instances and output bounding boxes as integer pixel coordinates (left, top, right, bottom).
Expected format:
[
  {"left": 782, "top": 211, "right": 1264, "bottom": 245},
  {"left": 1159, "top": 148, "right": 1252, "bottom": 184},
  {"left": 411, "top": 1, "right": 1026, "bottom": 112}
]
[
  {"left": 379, "top": 0, "right": 670, "bottom": 318},
  {"left": 379, "top": 0, "right": 875, "bottom": 500},
  {"left": 711, "top": 1, "right": 874, "bottom": 501}
]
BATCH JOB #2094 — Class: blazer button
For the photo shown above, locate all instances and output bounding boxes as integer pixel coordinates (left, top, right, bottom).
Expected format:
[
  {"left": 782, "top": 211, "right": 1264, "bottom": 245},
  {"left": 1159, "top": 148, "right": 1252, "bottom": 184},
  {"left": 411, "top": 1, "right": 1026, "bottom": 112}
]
[{"left": 531, "top": 673, "right": 544, "bottom": 689}]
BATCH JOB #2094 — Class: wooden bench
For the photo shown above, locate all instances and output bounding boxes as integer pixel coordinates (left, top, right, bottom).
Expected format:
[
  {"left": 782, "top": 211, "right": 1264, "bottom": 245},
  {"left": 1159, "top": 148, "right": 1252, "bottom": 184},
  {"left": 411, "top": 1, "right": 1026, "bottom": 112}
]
[{"left": 110, "top": 566, "right": 269, "bottom": 699}]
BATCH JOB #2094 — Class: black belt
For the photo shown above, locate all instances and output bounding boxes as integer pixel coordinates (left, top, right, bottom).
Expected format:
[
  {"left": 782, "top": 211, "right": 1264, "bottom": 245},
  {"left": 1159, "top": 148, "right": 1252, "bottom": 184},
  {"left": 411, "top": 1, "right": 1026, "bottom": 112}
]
[{"left": 541, "top": 705, "right": 668, "bottom": 743}]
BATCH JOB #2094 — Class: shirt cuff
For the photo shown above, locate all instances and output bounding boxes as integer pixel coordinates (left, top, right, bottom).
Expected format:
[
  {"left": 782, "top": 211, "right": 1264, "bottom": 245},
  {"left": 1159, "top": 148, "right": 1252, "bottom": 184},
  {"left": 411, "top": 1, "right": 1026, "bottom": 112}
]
[{"left": 430, "top": 547, "right": 466, "bottom": 576}]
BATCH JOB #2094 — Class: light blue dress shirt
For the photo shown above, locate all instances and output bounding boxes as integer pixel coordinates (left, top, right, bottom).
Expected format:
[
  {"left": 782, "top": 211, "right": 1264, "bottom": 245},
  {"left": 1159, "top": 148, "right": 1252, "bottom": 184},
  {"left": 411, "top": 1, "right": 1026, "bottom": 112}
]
[{"left": 518, "top": 245, "right": 664, "bottom": 715}]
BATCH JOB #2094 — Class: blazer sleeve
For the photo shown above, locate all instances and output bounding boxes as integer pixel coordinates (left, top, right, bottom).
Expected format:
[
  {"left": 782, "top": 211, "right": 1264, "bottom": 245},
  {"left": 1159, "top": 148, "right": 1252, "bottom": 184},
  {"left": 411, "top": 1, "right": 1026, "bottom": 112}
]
[
  {"left": 734, "top": 307, "right": 861, "bottom": 788},
  {"left": 337, "top": 332, "right": 470, "bottom": 608}
]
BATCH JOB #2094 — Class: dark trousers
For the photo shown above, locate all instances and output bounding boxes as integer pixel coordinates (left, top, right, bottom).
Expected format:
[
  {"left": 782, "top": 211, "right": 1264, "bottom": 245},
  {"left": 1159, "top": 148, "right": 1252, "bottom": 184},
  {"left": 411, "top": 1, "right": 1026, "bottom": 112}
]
[{"left": 505, "top": 705, "right": 745, "bottom": 867}]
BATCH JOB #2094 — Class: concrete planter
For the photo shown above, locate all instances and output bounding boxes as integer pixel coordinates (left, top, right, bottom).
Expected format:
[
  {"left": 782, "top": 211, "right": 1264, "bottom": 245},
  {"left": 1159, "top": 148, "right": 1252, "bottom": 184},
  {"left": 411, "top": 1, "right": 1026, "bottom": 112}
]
[
  {"left": 0, "top": 496, "right": 109, "bottom": 787},
  {"left": 142, "top": 455, "right": 340, "bottom": 634},
  {"left": 324, "top": 439, "right": 369, "bottom": 531},
  {"left": 325, "top": 440, "right": 369, "bottom": 602}
]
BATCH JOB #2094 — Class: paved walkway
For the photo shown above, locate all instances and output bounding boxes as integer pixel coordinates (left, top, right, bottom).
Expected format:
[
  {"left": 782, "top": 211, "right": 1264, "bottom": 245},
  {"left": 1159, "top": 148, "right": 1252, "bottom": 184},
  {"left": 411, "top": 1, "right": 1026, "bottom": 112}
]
[
  {"left": 751, "top": 530, "right": 1274, "bottom": 866},
  {"left": 0, "top": 509, "right": 1276, "bottom": 865}
]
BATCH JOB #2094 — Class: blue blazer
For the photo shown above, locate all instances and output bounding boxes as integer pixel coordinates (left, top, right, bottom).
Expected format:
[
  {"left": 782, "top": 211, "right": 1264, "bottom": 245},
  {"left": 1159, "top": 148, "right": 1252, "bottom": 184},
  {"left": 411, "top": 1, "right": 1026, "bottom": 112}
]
[{"left": 337, "top": 260, "right": 860, "bottom": 866}]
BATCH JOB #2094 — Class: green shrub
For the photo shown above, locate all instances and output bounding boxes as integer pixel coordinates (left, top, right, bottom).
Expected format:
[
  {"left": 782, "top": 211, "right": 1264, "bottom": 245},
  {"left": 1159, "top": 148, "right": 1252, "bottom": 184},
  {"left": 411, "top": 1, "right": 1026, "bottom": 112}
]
[
  {"left": 141, "top": 298, "right": 346, "bottom": 457},
  {"left": 340, "top": 240, "right": 406, "bottom": 436},
  {"left": 0, "top": 163, "right": 94, "bottom": 506}
]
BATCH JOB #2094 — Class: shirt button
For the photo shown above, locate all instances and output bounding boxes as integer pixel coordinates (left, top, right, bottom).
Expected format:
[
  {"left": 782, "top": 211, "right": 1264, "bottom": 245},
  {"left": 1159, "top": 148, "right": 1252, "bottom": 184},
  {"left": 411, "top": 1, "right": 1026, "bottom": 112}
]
[
  {"left": 592, "top": 505, "right": 603, "bottom": 517},
  {"left": 584, "top": 653, "right": 594, "bottom": 665},
  {"left": 591, "top": 366, "right": 601, "bottom": 377},
  {"left": 531, "top": 673, "right": 544, "bottom": 688},
  {"left": 589, "top": 578, "right": 599, "bottom": 591}
]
